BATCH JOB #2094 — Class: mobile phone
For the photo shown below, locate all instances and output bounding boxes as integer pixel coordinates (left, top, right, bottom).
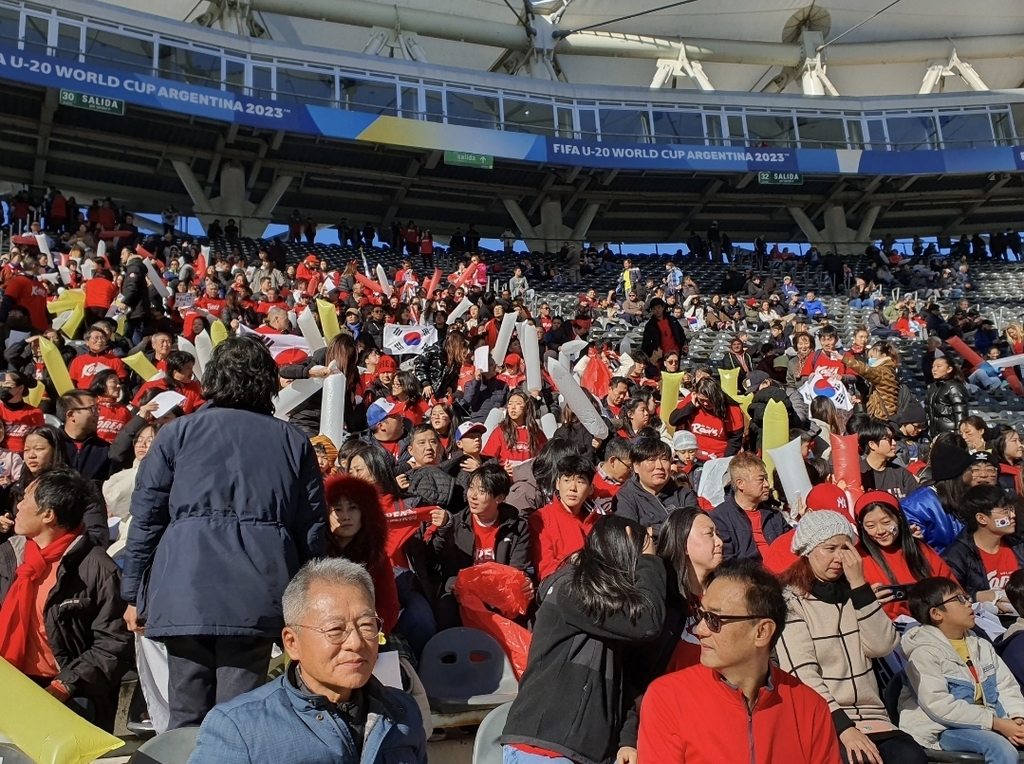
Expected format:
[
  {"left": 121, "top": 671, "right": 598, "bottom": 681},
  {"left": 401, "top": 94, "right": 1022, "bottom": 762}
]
[{"left": 882, "top": 583, "right": 914, "bottom": 602}]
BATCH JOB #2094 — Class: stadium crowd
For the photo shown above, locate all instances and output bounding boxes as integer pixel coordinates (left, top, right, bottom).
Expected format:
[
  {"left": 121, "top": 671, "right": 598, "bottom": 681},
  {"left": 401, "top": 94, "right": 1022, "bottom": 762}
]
[{"left": 3, "top": 194, "right": 1024, "bottom": 764}]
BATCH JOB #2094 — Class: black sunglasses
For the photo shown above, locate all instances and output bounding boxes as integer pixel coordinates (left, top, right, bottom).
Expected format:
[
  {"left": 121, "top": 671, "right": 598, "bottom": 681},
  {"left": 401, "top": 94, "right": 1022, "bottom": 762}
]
[{"left": 696, "top": 607, "right": 770, "bottom": 634}]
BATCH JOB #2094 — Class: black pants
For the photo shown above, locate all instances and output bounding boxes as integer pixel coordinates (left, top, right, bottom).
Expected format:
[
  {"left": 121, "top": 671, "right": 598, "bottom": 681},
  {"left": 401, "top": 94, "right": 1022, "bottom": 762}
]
[
  {"left": 163, "top": 634, "right": 274, "bottom": 729},
  {"left": 840, "top": 729, "right": 928, "bottom": 764}
]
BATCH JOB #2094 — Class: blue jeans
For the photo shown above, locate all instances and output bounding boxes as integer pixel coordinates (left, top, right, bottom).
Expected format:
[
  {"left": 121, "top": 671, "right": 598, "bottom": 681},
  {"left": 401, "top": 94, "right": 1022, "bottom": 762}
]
[
  {"left": 502, "top": 746, "right": 574, "bottom": 764},
  {"left": 940, "top": 728, "right": 1019, "bottom": 764}
]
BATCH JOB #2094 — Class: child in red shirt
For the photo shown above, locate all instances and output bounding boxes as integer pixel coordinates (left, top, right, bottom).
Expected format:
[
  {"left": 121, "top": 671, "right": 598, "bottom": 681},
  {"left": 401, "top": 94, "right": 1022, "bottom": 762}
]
[{"left": 529, "top": 454, "right": 600, "bottom": 581}]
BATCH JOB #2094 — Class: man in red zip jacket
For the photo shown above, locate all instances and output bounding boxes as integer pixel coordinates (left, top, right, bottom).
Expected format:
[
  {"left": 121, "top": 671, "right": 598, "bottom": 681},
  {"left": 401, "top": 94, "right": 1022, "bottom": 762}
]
[{"left": 638, "top": 561, "right": 841, "bottom": 764}]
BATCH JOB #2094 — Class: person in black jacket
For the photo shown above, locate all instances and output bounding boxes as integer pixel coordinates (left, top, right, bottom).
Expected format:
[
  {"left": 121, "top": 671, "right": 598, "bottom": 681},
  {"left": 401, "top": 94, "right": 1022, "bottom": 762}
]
[
  {"left": 925, "top": 355, "right": 970, "bottom": 439},
  {"left": 640, "top": 298, "right": 687, "bottom": 365},
  {"left": 744, "top": 371, "right": 800, "bottom": 450},
  {"left": 499, "top": 514, "right": 666, "bottom": 764},
  {"left": 611, "top": 437, "right": 697, "bottom": 537},
  {"left": 429, "top": 464, "right": 530, "bottom": 629},
  {"left": 0, "top": 467, "right": 132, "bottom": 730},
  {"left": 711, "top": 453, "right": 788, "bottom": 564},
  {"left": 120, "top": 336, "right": 327, "bottom": 730},
  {"left": 121, "top": 250, "right": 152, "bottom": 345},
  {"left": 58, "top": 390, "right": 112, "bottom": 483},
  {"left": 942, "top": 485, "right": 1024, "bottom": 604}
]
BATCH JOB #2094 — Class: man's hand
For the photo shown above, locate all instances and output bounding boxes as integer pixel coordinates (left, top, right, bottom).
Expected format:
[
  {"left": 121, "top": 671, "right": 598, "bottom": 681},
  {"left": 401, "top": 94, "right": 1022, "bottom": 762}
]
[
  {"left": 124, "top": 605, "right": 145, "bottom": 635},
  {"left": 429, "top": 509, "right": 448, "bottom": 527},
  {"left": 616, "top": 747, "right": 638, "bottom": 764},
  {"left": 0, "top": 513, "right": 13, "bottom": 534},
  {"left": 460, "top": 457, "right": 481, "bottom": 472},
  {"left": 396, "top": 473, "right": 410, "bottom": 490}
]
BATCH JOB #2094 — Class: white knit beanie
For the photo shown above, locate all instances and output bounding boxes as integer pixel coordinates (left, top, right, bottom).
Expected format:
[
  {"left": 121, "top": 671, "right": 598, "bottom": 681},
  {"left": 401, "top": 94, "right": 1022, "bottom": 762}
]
[{"left": 790, "top": 510, "right": 857, "bottom": 557}]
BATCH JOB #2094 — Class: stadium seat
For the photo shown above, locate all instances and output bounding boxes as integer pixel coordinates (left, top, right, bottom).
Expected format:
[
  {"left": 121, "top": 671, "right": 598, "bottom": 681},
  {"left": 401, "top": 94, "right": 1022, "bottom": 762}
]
[
  {"left": 419, "top": 628, "right": 518, "bottom": 714},
  {"left": 0, "top": 743, "right": 35, "bottom": 764},
  {"left": 471, "top": 701, "right": 513, "bottom": 764},
  {"left": 127, "top": 727, "right": 199, "bottom": 764}
]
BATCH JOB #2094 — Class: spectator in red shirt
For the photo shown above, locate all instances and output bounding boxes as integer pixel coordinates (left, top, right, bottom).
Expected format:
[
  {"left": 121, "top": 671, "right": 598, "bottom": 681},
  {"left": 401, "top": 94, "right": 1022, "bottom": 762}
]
[
  {"left": 638, "top": 561, "right": 841, "bottom": 764},
  {"left": 69, "top": 328, "right": 128, "bottom": 390},
  {"left": 0, "top": 255, "right": 50, "bottom": 332},
  {"left": 84, "top": 269, "right": 118, "bottom": 326},
  {"left": 89, "top": 370, "right": 133, "bottom": 444},
  {"left": 0, "top": 370, "right": 44, "bottom": 453},
  {"left": 483, "top": 390, "right": 547, "bottom": 468},
  {"left": 132, "top": 350, "right": 204, "bottom": 415},
  {"left": 669, "top": 376, "right": 745, "bottom": 461},
  {"left": 530, "top": 454, "right": 601, "bottom": 581},
  {"left": 195, "top": 280, "right": 226, "bottom": 320},
  {"left": 254, "top": 287, "right": 287, "bottom": 316}
]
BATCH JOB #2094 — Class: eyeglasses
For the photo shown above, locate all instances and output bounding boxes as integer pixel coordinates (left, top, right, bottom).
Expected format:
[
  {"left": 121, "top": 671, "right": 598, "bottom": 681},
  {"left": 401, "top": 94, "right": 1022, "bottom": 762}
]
[
  {"left": 70, "top": 405, "right": 98, "bottom": 414},
  {"left": 940, "top": 593, "right": 972, "bottom": 607},
  {"left": 696, "top": 607, "right": 770, "bottom": 634},
  {"left": 292, "top": 617, "right": 384, "bottom": 644}
]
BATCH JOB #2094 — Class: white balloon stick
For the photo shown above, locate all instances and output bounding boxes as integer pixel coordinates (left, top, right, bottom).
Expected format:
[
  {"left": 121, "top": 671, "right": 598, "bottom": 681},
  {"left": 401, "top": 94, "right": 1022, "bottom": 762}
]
[
  {"left": 34, "top": 234, "right": 52, "bottom": 257},
  {"left": 96, "top": 240, "right": 106, "bottom": 259},
  {"left": 546, "top": 357, "right": 608, "bottom": 440},
  {"left": 519, "top": 321, "right": 542, "bottom": 393},
  {"left": 481, "top": 407, "right": 505, "bottom": 444},
  {"left": 446, "top": 297, "right": 472, "bottom": 326},
  {"left": 177, "top": 335, "right": 203, "bottom": 378},
  {"left": 491, "top": 312, "right": 518, "bottom": 365},
  {"left": 274, "top": 378, "right": 324, "bottom": 420},
  {"left": 194, "top": 330, "right": 214, "bottom": 376},
  {"left": 540, "top": 412, "right": 558, "bottom": 439},
  {"left": 376, "top": 264, "right": 393, "bottom": 297},
  {"left": 766, "top": 437, "right": 814, "bottom": 509},
  {"left": 320, "top": 373, "right": 347, "bottom": 446},
  {"left": 297, "top": 307, "right": 326, "bottom": 352},
  {"left": 143, "top": 257, "right": 171, "bottom": 298}
]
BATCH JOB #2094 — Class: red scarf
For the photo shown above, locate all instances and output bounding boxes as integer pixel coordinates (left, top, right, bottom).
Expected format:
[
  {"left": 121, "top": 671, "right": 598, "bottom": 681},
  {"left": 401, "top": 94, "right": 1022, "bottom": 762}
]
[{"left": 0, "top": 526, "right": 83, "bottom": 672}]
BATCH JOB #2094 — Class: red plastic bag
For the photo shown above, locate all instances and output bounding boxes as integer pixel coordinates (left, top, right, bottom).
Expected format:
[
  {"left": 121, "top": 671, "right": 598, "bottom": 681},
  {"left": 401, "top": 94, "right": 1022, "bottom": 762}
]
[
  {"left": 830, "top": 433, "right": 863, "bottom": 505},
  {"left": 453, "top": 563, "right": 533, "bottom": 680},
  {"left": 579, "top": 349, "right": 612, "bottom": 401}
]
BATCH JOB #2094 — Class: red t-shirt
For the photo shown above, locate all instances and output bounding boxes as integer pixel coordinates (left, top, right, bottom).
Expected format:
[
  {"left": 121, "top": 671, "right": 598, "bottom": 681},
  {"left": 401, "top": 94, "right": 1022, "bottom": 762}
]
[
  {"left": 195, "top": 296, "right": 226, "bottom": 319},
  {"left": 748, "top": 509, "right": 769, "bottom": 555},
  {"left": 591, "top": 466, "right": 624, "bottom": 515},
  {"left": 862, "top": 542, "right": 956, "bottom": 620},
  {"left": 132, "top": 379, "right": 204, "bottom": 414},
  {"left": 84, "top": 278, "right": 118, "bottom": 310},
  {"left": 689, "top": 405, "right": 744, "bottom": 459},
  {"left": 483, "top": 426, "right": 545, "bottom": 465},
  {"left": 979, "top": 543, "right": 1020, "bottom": 590},
  {"left": 96, "top": 398, "right": 133, "bottom": 443},
  {"left": 0, "top": 401, "right": 44, "bottom": 452},
  {"left": 471, "top": 516, "right": 501, "bottom": 564},
  {"left": 68, "top": 352, "right": 127, "bottom": 389},
  {"left": 801, "top": 350, "right": 847, "bottom": 378},
  {"left": 657, "top": 318, "right": 680, "bottom": 353},
  {"left": 255, "top": 300, "right": 288, "bottom": 316},
  {"left": 5, "top": 275, "right": 50, "bottom": 331}
]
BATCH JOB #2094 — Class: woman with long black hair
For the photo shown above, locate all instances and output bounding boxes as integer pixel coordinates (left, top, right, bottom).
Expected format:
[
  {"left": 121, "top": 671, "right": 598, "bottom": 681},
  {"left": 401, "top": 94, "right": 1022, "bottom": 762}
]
[
  {"left": 483, "top": 390, "right": 546, "bottom": 468},
  {"left": 668, "top": 376, "right": 744, "bottom": 461},
  {"left": 414, "top": 329, "right": 468, "bottom": 401},
  {"left": 993, "top": 427, "right": 1023, "bottom": 495},
  {"left": 855, "top": 490, "right": 954, "bottom": 620},
  {"left": 500, "top": 515, "right": 666, "bottom": 764},
  {"left": 279, "top": 332, "right": 366, "bottom": 436}
]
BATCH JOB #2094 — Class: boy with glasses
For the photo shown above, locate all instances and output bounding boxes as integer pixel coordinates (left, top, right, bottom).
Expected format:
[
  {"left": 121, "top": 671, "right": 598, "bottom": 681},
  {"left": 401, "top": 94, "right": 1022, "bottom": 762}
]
[
  {"left": 639, "top": 560, "right": 840, "bottom": 763},
  {"left": 943, "top": 485, "right": 1024, "bottom": 607},
  {"left": 899, "top": 577, "right": 1024, "bottom": 763}
]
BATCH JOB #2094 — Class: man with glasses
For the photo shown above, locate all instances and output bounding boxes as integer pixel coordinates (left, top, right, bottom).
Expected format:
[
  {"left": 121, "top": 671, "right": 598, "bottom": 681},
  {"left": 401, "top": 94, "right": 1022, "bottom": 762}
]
[
  {"left": 858, "top": 418, "right": 919, "bottom": 500},
  {"left": 189, "top": 558, "right": 426, "bottom": 764},
  {"left": 58, "top": 390, "right": 111, "bottom": 482},
  {"left": 638, "top": 560, "right": 840, "bottom": 763},
  {"left": 943, "top": 485, "right": 1024, "bottom": 607}
]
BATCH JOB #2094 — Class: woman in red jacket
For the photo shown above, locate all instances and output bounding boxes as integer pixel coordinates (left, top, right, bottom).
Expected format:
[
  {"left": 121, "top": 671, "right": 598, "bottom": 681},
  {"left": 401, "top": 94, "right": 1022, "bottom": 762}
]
[
  {"left": 90, "top": 370, "right": 132, "bottom": 443},
  {"left": 483, "top": 390, "right": 547, "bottom": 467},
  {"left": 856, "top": 490, "right": 954, "bottom": 620},
  {"left": 668, "top": 376, "right": 744, "bottom": 461},
  {"left": 323, "top": 473, "right": 401, "bottom": 636}
]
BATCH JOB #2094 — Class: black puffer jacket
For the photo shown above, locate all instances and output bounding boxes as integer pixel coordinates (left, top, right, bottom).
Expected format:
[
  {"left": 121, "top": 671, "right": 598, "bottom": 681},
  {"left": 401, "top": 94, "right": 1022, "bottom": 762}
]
[
  {"left": 499, "top": 556, "right": 667, "bottom": 764},
  {"left": 924, "top": 378, "right": 970, "bottom": 438},
  {"left": 429, "top": 502, "right": 530, "bottom": 584},
  {"left": 0, "top": 533, "right": 133, "bottom": 731},
  {"left": 413, "top": 343, "right": 460, "bottom": 397},
  {"left": 406, "top": 465, "right": 465, "bottom": 512},
  {"left": 121, "top": 254, "right": 151, "bottom": 321}
]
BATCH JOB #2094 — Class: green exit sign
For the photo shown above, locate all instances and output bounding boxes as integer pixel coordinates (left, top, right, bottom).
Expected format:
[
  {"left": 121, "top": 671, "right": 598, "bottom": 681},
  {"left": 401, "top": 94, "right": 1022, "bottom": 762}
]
[
  {"left": 758, "top": 171, "right": 803, "bottom": 186},
  {"left": 59, "top": 89, "right": 125, "bottom": 116},
  {"left": 444, "top": 151, "right": 493, "bottom": 169}
]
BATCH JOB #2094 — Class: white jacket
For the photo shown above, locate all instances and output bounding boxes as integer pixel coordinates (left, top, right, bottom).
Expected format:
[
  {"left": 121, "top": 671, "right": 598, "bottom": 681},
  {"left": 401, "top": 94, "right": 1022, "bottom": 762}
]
[{"left": 899, "top": 624, "right": 1024, "bottom": 748}]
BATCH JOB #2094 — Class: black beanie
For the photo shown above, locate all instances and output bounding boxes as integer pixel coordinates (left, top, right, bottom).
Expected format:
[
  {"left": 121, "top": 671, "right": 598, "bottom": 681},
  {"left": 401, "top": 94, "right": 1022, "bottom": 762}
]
[{"left": 931, "top": 444, "right": 975, "bottom": 483}]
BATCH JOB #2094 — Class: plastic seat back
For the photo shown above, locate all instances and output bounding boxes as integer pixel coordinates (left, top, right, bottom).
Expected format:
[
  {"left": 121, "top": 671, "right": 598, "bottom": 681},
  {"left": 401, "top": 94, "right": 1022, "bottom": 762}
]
[
  {"left": 472, "top": 701, "right": 514, "bottom": 764},
  {"left": 128, "top": 727, "right": 199, "bottom": 764},
  {"left": 419, "top": 628, "right": 518, "bottom": 712}
]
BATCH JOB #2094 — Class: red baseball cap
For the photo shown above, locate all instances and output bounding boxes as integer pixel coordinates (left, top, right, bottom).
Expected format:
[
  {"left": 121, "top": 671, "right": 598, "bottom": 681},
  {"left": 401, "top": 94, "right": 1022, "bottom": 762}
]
[{"left": 806, "top": 484, "right": 851, "bottom": 517}]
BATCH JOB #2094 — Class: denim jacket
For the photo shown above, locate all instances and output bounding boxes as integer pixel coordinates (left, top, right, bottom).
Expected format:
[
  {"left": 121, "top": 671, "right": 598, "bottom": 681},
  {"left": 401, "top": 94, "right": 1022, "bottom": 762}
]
[{"left": 188, "top": 665, "right": 427, "bottom": 764}]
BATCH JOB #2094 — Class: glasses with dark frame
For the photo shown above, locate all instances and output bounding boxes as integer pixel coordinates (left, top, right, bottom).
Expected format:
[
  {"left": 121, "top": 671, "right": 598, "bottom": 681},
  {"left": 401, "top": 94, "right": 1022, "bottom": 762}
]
[{"left": 939, "top": 593, "right": 972, "bottom": 607}]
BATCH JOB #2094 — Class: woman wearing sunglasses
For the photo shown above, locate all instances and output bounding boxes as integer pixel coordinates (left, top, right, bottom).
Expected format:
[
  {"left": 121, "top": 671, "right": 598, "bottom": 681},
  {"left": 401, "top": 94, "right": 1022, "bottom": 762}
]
[
  {"left": 777, "top": 511, "right": 928, "bottom": 764},
  {"left": 499, "top": 515, "right": 665, "bottom": 764}
]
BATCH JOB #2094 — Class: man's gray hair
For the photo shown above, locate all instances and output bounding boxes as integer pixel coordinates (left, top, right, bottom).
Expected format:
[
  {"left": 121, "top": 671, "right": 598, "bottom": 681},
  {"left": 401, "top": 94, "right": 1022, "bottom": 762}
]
[{"left": 282, "top": 558, "right": 375, "bottom": 627}]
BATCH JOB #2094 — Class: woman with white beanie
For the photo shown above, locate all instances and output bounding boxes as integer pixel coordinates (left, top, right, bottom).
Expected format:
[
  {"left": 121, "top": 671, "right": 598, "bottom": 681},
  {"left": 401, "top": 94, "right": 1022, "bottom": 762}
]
[{"left": 776, "top": 510, "right": 928, "bottom": 764}]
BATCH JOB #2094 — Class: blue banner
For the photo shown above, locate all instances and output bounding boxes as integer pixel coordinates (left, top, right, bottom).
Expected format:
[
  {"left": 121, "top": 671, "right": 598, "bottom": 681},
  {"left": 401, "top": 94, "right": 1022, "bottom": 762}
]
[{"left": 1, "top": 43, "right": 1022, "bottom": 177}]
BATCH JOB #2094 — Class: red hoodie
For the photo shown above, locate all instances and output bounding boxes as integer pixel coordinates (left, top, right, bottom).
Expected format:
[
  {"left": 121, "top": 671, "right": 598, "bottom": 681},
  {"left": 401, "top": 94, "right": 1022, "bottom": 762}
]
[
  {"left": 639, "top": 663, "right": 841, "bottom": 764},
  {"left": 528, "top": 498, "right": 599, "bottom": 581}
]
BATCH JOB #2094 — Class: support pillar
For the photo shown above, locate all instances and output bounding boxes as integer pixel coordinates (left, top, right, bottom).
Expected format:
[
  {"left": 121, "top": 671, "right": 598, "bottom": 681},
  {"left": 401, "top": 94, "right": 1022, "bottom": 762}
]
[
  {"left": 502, "top": 199, "right": 541, "bottom": 252},
  {"left": 789, "top": 203, "right": 879, "bottom": 255},
  {"left": 503, "top": 198, "right": 592, "bottom": 253},
  {"left": 173, "top": 159, "right": 291, "bottom": 238},
  {"left": 856, "top": 205, "right": 882, "bottom": 243},
  {"left": 539, "top": 199, "right": 572, "bottom": 253},
  {"left": 569, "top": 203, "right": 600, "bottom": 246}
]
